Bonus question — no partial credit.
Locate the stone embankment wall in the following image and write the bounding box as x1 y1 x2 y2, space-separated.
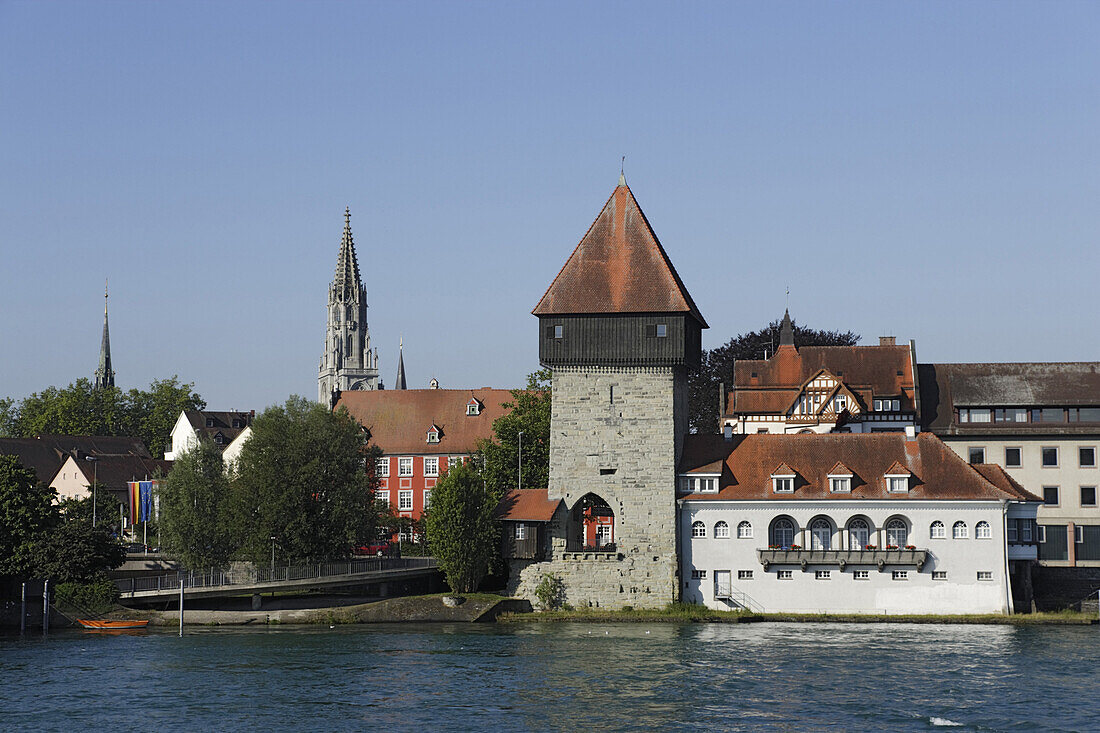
508 366 685 610
1032 565 1100 613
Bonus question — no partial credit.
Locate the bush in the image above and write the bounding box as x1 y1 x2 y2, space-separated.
55 578 120 613
534 573 565 611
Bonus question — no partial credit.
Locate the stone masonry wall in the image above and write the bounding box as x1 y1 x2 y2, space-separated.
507 366 685 610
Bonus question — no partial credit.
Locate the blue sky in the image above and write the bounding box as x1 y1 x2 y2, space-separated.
1 1 1097 410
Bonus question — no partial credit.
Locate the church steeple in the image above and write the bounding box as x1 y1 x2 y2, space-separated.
94 280 115 389
319 207 379 405
395 337 407 390
779 308 795 348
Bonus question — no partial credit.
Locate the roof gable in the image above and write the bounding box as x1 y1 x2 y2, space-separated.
533 182 707 327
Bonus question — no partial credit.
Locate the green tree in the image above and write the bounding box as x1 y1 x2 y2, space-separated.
0 455 59 577
424 461 498 594
30 516 125 583
476 369 551 499
688 319 860 433
118 377 206 457
7 376 204 457
231 397 375 565
160 439 235 569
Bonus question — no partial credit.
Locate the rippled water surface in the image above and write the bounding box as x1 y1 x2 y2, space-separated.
2 622 1099 731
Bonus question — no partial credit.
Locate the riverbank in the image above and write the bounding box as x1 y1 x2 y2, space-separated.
119 593 527 626
497 603 1097 625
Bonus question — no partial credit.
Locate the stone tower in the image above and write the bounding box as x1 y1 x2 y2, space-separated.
94 280 115 390
513 176 707 609
318 207 380 406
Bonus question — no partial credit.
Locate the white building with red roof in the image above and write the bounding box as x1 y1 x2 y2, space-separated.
679 432 1041 614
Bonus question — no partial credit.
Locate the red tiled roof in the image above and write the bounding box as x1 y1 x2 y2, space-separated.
679 433 1026 502
0 435 151 484
496 488 561 522
731 345 914 414
828 462 852 476
335 388 515 455
72 455 172 491
972 464 1043 502
532 183 707 327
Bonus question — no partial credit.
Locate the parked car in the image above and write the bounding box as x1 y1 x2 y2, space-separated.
352 542 399 558
123 542 148 554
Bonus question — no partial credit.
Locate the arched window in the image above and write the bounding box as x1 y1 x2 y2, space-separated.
930 521 946 539
848 518 871 549
737 521 753 539
691 521 706 538
975 521 991 539
714 521 730 539
770 518 795 548
810 518 832 550
953 521 968 539
885 518 908 548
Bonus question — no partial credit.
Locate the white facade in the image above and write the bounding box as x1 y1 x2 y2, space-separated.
164 411 252 465
51 455 92 501
680 499 1034 615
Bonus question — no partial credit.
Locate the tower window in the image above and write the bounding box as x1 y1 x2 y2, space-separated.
554 325 563 339
656 324 667 337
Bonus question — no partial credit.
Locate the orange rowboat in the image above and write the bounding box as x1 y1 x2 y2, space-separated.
77 619 149 630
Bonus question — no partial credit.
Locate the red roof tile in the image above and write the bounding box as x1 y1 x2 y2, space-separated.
532 183 707 327
335 389 515 455
972 464 1043 502
496 488 562 522
732 345 914 415
679 433 1026 502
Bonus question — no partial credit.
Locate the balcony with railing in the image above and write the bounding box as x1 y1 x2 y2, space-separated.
757 547 928 571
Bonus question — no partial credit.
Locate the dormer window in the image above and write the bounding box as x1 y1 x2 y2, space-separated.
214 433 225 445
829 477 851 493
232 418 243 429
679 475 719 493
466 399 481 416
206 418 215 427
426 424 442 444
771 464 796 493
884 465 911 493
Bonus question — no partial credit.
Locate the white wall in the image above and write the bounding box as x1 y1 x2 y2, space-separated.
50 456 90 501
681 499 1016 615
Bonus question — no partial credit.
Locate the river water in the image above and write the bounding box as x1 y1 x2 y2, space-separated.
2 622 1098 731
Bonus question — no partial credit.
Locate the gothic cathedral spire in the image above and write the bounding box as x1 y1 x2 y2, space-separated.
94 280 115 389
395 337 407 390
319 207 380 406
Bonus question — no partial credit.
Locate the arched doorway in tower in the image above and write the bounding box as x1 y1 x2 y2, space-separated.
570 493 616 551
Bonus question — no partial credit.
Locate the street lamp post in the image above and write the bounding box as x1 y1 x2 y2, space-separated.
270 536 276 575
517 431 524 492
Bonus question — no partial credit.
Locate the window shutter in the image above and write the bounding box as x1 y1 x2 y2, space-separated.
646 324 657 337
545 325 554 338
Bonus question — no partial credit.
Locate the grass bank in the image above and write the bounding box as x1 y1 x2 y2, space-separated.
497 603 1096 625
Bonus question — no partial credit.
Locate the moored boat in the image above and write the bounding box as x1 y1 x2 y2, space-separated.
77 619 149 630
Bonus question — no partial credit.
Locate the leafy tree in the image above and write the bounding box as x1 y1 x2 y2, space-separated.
476 369 551 499
118 377 206 457
231 397 375 565
5 376 204 457
424 461 498 594
60 492 126 533
688 319 860 433
30 516 125 583
160 439 235 569
0 397 15 437
0 455 59 577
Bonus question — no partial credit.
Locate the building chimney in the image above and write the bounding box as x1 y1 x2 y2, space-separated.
904 425 916 441
879 336 896 347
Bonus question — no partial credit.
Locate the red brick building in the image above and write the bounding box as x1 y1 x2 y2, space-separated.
336 388 514 530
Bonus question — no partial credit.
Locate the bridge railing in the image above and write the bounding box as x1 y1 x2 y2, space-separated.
115 556 437 595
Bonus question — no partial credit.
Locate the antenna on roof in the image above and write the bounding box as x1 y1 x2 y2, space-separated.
619 156 626 186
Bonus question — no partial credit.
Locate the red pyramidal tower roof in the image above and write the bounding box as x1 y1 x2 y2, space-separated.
533 180 708 327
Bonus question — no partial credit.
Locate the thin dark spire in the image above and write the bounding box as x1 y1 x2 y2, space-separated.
779 307 795 348
94 279 115 389
395 336 407 390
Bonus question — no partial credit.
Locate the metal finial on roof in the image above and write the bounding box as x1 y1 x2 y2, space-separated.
345 206 350 225
619 156 626 186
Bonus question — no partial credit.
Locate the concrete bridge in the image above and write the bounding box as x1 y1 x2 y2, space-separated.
115 557 440 605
